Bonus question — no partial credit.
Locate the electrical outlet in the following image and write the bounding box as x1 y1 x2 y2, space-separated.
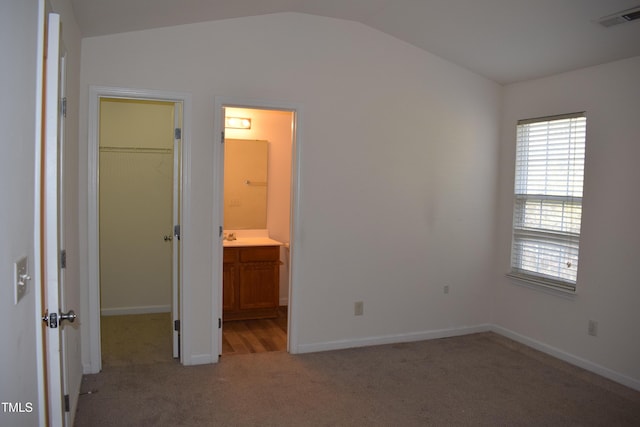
354 301 364 316
443 285 450 294
588 320 598 337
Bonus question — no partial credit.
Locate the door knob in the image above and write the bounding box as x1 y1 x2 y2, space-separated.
164 235 173 241
42 309 77 328
60 309 77 324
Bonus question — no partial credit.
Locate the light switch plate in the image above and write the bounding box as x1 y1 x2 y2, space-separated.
14 256 29 305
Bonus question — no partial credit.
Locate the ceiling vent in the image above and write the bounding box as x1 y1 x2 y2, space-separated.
597 5 640 27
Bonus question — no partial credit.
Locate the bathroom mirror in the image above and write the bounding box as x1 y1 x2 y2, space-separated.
224 139 268 229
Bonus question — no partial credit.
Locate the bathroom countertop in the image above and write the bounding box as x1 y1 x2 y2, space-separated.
222 237 284 247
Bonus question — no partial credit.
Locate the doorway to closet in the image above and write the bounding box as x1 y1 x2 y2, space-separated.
91 94 183 369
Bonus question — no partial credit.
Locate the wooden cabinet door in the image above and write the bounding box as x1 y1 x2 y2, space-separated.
238 263 278 310
223 246 279 320
222 262 237 312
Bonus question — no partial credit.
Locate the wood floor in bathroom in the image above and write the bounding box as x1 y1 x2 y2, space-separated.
222 306 288 355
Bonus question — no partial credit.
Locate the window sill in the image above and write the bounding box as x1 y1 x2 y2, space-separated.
506 273 577 299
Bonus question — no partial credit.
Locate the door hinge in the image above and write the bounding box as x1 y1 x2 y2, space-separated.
219 226 223 238
175 128 182 139
61 97 67 118
218 318 222 329
64 394 70 412
60 249 66 269
174 319 180 331
174 224 181 240
221 131 225 143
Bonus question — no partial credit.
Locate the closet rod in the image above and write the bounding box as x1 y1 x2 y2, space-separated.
99 146 172 154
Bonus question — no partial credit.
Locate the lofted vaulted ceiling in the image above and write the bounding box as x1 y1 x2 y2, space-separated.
70 0 640 84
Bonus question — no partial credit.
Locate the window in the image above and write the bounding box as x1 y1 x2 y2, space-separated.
509 112 586 292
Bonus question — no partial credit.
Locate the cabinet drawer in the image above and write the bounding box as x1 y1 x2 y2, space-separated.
239 246 279 262
223 247 238 263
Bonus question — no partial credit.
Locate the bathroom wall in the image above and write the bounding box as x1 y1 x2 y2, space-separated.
225 107 293 242
79 12 501 363
223 138 269 230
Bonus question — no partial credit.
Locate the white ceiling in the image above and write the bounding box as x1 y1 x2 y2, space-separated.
70 0 640 84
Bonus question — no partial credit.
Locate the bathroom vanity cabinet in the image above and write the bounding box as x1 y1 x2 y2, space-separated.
223 245 280 321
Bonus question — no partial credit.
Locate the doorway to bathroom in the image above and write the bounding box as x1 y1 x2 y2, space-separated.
215 100 300 356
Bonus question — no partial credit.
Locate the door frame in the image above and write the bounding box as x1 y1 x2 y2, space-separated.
213 96 303 355
86 86 192 372
34 1 47 423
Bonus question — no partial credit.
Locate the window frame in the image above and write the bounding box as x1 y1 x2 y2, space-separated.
508 112 587 293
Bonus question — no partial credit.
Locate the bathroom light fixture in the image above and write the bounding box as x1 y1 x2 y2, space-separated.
225 117 251 129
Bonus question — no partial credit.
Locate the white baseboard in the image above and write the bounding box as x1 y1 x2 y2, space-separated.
491 325 640 392
294 324 492 354
68 368 83 427
82 363 96 375
292 323 640 392
100 305 171 316
82 314 640 392
185 353 215 366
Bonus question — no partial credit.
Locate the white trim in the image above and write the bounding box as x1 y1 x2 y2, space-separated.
180 97 193 367
186 354 216 366
87 85 192 373
212 99 224 363
295 325 492 354
491 325 640 392
293 323 640 392
44 13 64 424
506 273 578 300
288 106 302 355
100 305 171 316
213 96 303 358
171 105 181 359
87 86 100 374
33 1 46 425
67 369 82 427
79 320 640 390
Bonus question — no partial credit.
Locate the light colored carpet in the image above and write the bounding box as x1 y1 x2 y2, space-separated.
76 332 640 426
100 313 173 367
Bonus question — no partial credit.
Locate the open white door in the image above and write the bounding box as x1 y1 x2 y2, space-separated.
172 103 183 359
42 12 79 426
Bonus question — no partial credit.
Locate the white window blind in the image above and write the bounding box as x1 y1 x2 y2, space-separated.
510 112 586 292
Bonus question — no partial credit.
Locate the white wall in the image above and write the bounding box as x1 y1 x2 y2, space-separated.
79 13 501 363
494 56 640 389
0 0 81 424
0 1 43 425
